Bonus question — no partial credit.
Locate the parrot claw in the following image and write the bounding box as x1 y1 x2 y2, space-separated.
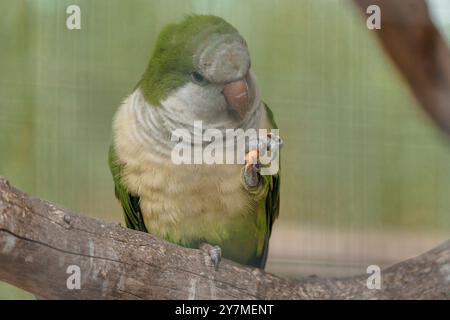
209 245 222 271
243 149 261 188
266 132 283 160
200 243 222 271
243 133 283 188
245 132 284 161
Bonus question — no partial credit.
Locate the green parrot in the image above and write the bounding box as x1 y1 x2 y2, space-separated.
109 15 281 269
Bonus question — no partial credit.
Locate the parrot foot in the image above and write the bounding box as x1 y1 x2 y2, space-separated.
242 149 261 188
242 132 283 188
266 132 283 158
200 243 222 271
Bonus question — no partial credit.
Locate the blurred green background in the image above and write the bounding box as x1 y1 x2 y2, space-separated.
0 0 449 299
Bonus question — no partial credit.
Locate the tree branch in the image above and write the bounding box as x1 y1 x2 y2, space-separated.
0 176 449 299
354 0 450 136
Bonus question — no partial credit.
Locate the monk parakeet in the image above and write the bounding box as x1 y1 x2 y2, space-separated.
109 15 281 269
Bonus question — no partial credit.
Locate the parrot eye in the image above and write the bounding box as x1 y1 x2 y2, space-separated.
191 71 207 85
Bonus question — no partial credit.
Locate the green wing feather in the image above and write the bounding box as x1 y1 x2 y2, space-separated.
108 144 148 232
259 103 281 269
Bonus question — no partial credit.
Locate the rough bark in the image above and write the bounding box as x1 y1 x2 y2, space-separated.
354 0 450 136
0 176 449 299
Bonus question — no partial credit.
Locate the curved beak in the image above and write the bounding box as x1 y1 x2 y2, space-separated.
223 78 250 119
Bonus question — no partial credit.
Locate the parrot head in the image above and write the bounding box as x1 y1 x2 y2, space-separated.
139 15 258 126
